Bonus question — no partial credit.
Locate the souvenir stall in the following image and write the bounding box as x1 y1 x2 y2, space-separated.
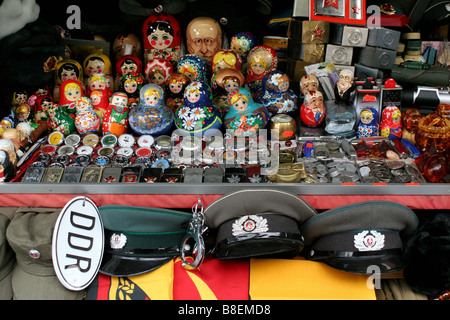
0 0 449 303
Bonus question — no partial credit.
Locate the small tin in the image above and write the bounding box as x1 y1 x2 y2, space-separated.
101 167 122 183
82 133 100 148
65 134 81 147
41 144 57 156
118 133 135 148
154 149 171 160
57 145 75 156
29 161 47 168
116 147 134 158
76 145 94 156
137 135 155 148
80 166 103 183
48 131 64 146
41 167 64 183
61 166 84 183
180 136 202 151
97 146 115 157
101 134 118 148
22 167 45 183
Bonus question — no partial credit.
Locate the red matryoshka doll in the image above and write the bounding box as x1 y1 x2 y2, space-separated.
300 91 326 127
59 80 85 116
102 92 129 136
27 86 51 113
114 55 143 90
90 90 110 117
142 13 182 65
53 59 84 102
211 50 242 74
74 97 101 136
119 72 145 107
34 95 53 125
113 33 142 63
186 16 223 65
245 45 278 92
87 73 113 98
144 58 174 87
83 53 114 86
164 72 191 112
380 105 402 140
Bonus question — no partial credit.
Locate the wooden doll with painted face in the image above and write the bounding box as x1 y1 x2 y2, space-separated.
129 84 174 136
142 13 182 65
186 17 223 65
210 67 245 116
58 79 85 116
334 69 355 105
300 90 326 127
230 32 258 72
357 107 379 138
300 74 319 96
211 50 242 74
119 72 145 107
47 103 76 136
74 97 101 136
380 105 402 140
34 96 53 125
87 73 113 99
83 53 113 87
245 45 278 92
176 54 208 84
114 55 143 91
102 92 129 136
53 59 84 102
164 73 191 112
144 58 174 88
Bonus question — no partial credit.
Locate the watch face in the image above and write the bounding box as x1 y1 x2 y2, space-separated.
116 147 134 158
82 134 100 147
118 134 135 148
77 145 94 156
65 134 81 147
101 134 118 147
57 145 75 156
137 135 154 148
48 131 64 146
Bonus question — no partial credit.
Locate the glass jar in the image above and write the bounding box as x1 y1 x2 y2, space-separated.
415 113 450 152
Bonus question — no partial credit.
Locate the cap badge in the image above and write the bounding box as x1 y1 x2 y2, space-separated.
232 215 269 236
354 230 385 251
29 249 40 259
110 233 127 249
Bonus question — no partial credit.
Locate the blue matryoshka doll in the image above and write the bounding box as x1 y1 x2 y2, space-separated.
128 83 174 136
357 107 379 138
230 32 258 70
177 54 208 84
174 81 222 136
253 70 298 117
224 87 269 137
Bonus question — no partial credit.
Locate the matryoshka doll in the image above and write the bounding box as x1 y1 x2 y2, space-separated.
102 92 129 136
164 73 190 112
230 32 258 72
380 105 402 140
34 95 53 125
74 97 101 136
142 13 182 65
144 58 173 87
177 54 208 84
224 87 269 137
211 50 242 74
186 16 223 65
83 53 114 87
357 108 379 138
300 91 326 127
114 55 143 91
113 33 142 63
210 67 245 116
86 73 113 98
120 72 145 107
59 79 85 116
128 83 174 136
53 59 84 102
174 81 222 136
15 103 31 123
47 103 76 136
253 70 298 117
245 45 278 92
11 90 28 108
299 74 319 96
90 90 110 117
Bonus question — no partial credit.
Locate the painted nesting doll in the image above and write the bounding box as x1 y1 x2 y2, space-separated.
224 87 269 137
144 58 174 87
300 90 326 127
128 84 174 136
174 81 222 136
164 73 191 112
115 55 143 91
113 33 142 63
74 97 101 136
119 72 145 107
357 108 379 138
230 32 258 72
186 16 223 65
90 89 110 117
34 95 53 125
47 103 76 136
59 80 85 115
11 90 28 107
142 13 182 65
102 92 129 136
245 45 278 92
211 49 242 74
53 59 84 102
86 73 113 98
177 54 208 84
83 53 113 86
253 70 298 117
300 74 319 96
210 67 245 116
380 105 402 140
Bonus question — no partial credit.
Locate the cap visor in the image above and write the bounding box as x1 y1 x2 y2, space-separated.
321 254 405 274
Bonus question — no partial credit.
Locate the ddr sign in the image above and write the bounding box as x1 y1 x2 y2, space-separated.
52 197 104 291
